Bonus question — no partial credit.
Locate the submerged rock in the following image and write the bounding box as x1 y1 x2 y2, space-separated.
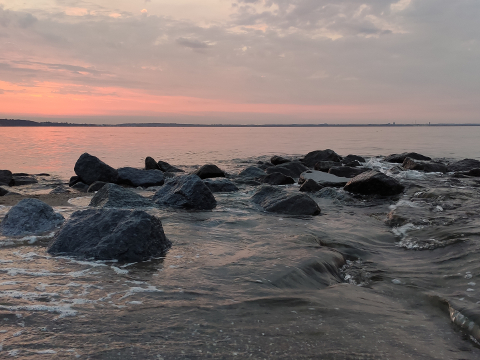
50 186 71 194
447 159 480 172
194 164 225 179
261 172 295 185
203 178 239 193
0 170 14 186
265 161 308 178
251 186 320 215
328 166 368 178
270 155 291 165
47 208 171 262
238 166 266 178
299 170 350 187
299 179 323 192
384 152 431 163
157 160 184 173
1 198 64 236
87 181 108 193
117 167 164 187
90 183 153 208
314 161 339 172
71 182 89 192
74 153 118 185
12 176 38 186
344 170 404 196
153 174 216 210
402 158 447 173
145 156 160 170
302 149 342 167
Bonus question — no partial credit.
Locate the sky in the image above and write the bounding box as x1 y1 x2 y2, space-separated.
0 0 479 124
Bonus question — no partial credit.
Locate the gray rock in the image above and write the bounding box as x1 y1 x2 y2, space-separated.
117 167 164 187
194 164 225 179
153 174 216 210
314 161 339 172
384 152 431 163
50 186 71 194
71 182 89 192
87 181 108 193
89 183 153 208
402 158 447 173
261 172 295 185
145 156 160 170
447 159 480 172
328 166 369 178
302 149 342 167
299 170 350 187
1 198 64 236
251 186 320 216
0 187 9 196
266 161 308 178
74 153 119 185
12 176 38 186
270 155 291 165
158 160 184 173
238 166 266 178
203 178 239 193
0 170 14 186
344 170 405 196
47 208 171 262
299 179 323 192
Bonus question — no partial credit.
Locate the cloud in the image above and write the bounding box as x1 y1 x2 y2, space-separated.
176 37 211 49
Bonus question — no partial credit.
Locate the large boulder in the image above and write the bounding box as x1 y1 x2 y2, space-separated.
194 164 225 179
153 174 216 210
447 159 480 172
1 198 64 236
402 158 447 173
158 160 184 173
117 167 164 187
265 161 308 178
203 178 239 193
47 209 171 262
238 166 266 178
12 175 38 186
252 186 320 216
384 152 431 163
74 153 118 185
90 183 153 208
0 170 14 186
299 170 350 187
314 161 339 172
328 166 369 178
299 179 323 192
343 154 366 163
302 150 342 167
344 170 404 196
262 172 295 185
270 155 291 165
145 156 160 170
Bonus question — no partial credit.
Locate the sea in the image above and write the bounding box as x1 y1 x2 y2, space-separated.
1 126 480 359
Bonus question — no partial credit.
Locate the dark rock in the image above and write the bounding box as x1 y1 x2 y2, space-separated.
1 198 64 236
299 179 323 192
153 174 216 210
12 173 30 176
47 208 171 262
447 159 480 172
0 170 14 186
71 182 89 192
466 169 480 177
89 183 153 208
157 160 184 173
384 152 431 163
87 181 108 193
145 156 160 170
117 167 164 187
314 161 339 172
342 159 361 167
74 153 118 185
265 161 308 178
270 155 291 165
0 187 9 196
36 173 50 177
257 162 275 170
343 154 366 163
251 186 320 216
299 170 350 187
238 166 266 178
302 149 342 167
50 186 71 194
328 166 369 178
203 178 239 193
12 176 38 186
402 158 447 173
194 164 225 179
69 176 81 187
344 170 404 196
261 172 295 185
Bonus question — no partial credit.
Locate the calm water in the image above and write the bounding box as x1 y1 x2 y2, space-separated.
1 126 480 359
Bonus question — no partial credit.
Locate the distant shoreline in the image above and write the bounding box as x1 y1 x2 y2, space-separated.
1 118 480 127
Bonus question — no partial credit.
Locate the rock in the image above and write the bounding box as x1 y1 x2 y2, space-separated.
302 150 342 167
157 160 184 173
261 172 295 185
328 166 369 178
384 152 431 163
344 170 405 196
402 158 448 173
1 198 64 236
12 173 30 176
36 173 50 177
89 183 153 208
0 187 9 196
251 186 320 216
87 181 108 193
12 176 38 186
299 170 350 187
50 186 71 194
447 159 480 172
74 153 118 185
342 159 361 167
466 169 480 177
238 166 267 178
153 174 216 210
299 179 323 192
145 156 160 170
117 167 164 187
270 155 291 165
47 209 171 262
257 161 274 170
69 176 81 187
194 164 225 179
0 170 14 186
313 161 339 172
265 161 308 178
343 154 366 163
203 178 239 193
71 182 89 192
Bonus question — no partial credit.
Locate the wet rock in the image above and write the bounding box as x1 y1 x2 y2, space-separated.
203 178 239 193
47 208 171 262
302 149 342 167
153 174 216 210
145 156 160 170
87 181 108 193
251 186 321 215
385 206 431 227
157 160 184 173
69 176 81 187
238 166 266 178
74 153 118 185
261 172 295 185
0 170 14 186
270 155 291 165
71 182 89 192
299 179 323 192
466 169 480 177
266 161 308 178
117 167 164 187
90 183 153 208
36 173 50 177
50 186 71 194
384 152 431 163
343 154 366 163
447 159 480 172
1 198 64 236
256 161 274 170
342 159 361 167
12 176 38 186
317 187 342 199
0 187 9 196
194 164 225 180
314 161 339 172
12 173 30 176
299 170 350 187
402 158 448 173
328 166 369 178
344 170 405 196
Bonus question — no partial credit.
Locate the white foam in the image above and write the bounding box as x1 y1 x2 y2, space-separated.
36 350 56 354
119 286 163 300
392 223 422 238
111 266 129 275
0 304 77 317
